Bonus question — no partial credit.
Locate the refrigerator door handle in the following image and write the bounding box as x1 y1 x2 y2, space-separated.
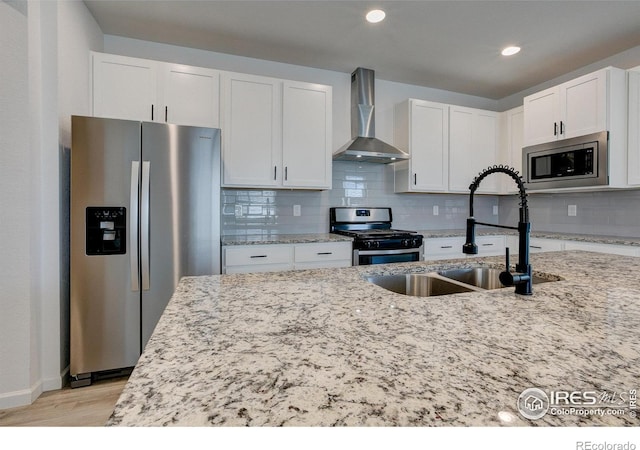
130 161 140 292
141 161 151 291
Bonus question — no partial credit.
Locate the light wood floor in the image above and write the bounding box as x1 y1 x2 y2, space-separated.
0 376 128 427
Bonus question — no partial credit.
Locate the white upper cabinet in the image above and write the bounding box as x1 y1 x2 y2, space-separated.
282 81 332 189
523 67 622 146
91 52 220 128
92 52 158 122
449 106 500 194
221 72 281 188
628 68 640 186
499 106 524 194
394 99 449 193
161 64 220 128
221 72 332 190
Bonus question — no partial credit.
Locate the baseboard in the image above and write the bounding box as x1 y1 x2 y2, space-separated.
0 368 66 410
0 380 42 410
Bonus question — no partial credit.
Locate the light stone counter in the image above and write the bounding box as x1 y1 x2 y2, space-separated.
418 229 640 247
107 251 640 426
222 233 352 246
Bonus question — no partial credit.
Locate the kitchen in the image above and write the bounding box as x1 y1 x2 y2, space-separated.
2 0 640 447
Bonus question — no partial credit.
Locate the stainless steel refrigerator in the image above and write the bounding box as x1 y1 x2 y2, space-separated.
70 115 221 387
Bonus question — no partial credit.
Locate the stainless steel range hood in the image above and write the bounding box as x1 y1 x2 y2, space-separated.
333 68 409 164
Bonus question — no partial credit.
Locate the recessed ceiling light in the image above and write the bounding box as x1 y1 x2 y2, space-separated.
366 9 386 24
501 46 521 56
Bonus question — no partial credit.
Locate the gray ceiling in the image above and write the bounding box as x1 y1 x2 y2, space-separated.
84 0 640 99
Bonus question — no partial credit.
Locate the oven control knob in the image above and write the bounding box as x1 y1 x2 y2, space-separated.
402 239 410 248
372 241 380 249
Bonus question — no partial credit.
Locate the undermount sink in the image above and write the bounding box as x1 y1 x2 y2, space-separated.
438 267 553 289
365 274 475 297
366 267 557 297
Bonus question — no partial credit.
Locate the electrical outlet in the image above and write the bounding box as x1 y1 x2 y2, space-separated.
433 205 439 216
493 205 499 216
293 205 301 217
235 205 243 218
568 205 577 217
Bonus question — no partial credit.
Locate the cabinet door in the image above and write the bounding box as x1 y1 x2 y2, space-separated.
629 70 640 185
523 86 559 146
410 100 449 191
92 52 157 122
560 70 606 139
449 107 475 192
474 110 500 193
162 64 220 128
449 107 499 193
503 106 524 194
221 73 281 187
282 81 332 189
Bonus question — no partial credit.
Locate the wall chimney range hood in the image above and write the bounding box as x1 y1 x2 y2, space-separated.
333 68 409 164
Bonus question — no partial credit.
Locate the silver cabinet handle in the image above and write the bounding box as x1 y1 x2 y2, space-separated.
285 166 288 181
481 243 494 246
141 161 151 291
250 255 268 258
274 166 277 180
440 245 453 249
317 252 333 255
531 245 542 249
130 161 140 292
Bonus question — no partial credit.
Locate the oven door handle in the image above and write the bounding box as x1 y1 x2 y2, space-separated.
356 248 422 256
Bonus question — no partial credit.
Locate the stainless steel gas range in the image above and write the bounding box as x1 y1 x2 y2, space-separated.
330 207 424 265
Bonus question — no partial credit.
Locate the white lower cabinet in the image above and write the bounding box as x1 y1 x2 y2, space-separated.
293 242 352 270
475 236 506 257
423 236 505 261
423 237 466 261
223 242 351 274
223 245 294 274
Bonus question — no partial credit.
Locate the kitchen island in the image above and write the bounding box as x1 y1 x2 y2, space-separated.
107 251 640 426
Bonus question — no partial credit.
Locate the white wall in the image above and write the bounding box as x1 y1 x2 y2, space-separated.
57 0 103 380
0 0 102 409
0 0 32 408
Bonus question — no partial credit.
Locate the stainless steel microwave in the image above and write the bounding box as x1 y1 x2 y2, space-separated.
522 131 608 190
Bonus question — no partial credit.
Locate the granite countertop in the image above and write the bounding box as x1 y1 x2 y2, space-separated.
221 233 352 246
107 251 640 426
222 230 640 247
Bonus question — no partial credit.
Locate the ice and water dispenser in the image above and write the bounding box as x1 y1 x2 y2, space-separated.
86 207 126 255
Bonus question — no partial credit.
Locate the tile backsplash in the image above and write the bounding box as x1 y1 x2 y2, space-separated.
500 189 640 237
222 161 499 236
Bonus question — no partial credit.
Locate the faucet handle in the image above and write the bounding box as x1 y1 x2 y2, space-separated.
504 247 510 271
499 247 514 286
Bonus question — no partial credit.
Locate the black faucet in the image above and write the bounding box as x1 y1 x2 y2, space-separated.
463 165 532 295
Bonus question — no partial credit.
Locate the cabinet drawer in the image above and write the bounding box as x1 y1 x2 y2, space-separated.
294 242 352 263
475 236 505 256
423 237 465 260
224 245 293 267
